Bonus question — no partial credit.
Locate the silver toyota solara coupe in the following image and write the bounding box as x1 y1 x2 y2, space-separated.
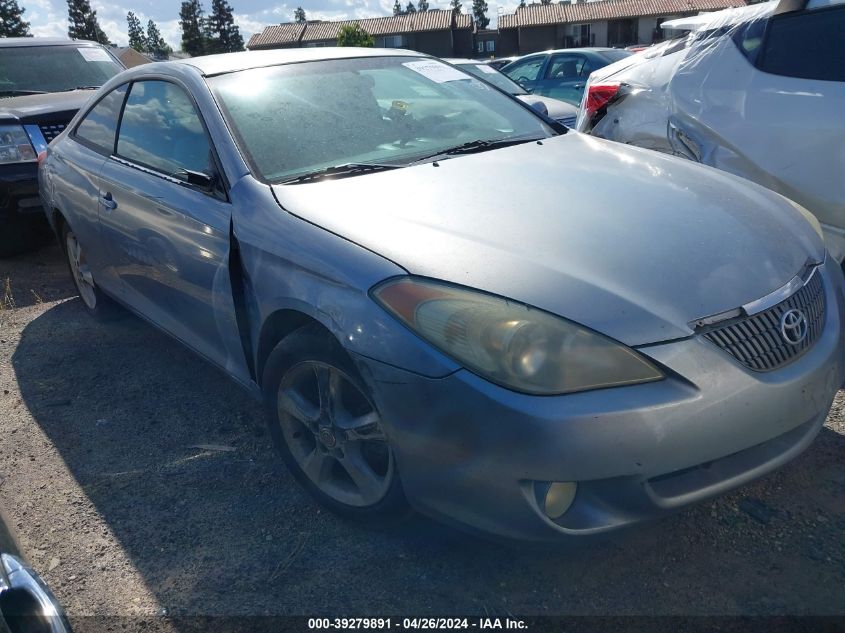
38 48 845 541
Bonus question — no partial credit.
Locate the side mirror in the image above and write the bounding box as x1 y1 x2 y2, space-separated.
177 169 217 190
527 100 549 117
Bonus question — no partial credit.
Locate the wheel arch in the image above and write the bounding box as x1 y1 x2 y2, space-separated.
49 207 67 240
256 309 339 385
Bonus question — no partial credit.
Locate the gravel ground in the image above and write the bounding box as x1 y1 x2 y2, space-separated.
0 243 844 620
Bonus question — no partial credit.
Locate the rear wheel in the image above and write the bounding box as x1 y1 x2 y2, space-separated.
262 324 408 521
61 223 120 320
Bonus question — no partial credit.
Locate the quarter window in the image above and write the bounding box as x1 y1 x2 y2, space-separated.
758 6 845 82
116 80 213 179
74 84 128 153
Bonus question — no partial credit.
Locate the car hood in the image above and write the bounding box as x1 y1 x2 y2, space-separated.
272 132 824 346
0 90 94 123
517 94 578 121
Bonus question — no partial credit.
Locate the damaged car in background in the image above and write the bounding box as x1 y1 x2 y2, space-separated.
0 38 124 257
577 0 845 268
38 48 845 541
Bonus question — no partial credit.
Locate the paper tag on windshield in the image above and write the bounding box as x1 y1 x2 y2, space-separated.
402 60 467 83
476 64 498 74
78 47 112 62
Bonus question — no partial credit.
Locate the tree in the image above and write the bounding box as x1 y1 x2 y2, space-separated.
518 0 525 7
406 1 416 11
336 23 373 47
450 0 461 13
417 0 429 9
67 0 111 45
392 0 402 15
471 0 488 29
180 0 206 55
146 19 171 58
207 0 244 53
294 6 306 22
0 0 31 37
126 12 147 52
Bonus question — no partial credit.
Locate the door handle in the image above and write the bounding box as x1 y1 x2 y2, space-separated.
99 192 117 210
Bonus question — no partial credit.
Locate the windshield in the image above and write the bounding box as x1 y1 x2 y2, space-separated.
0 45 123 95
454 62 528 95
208 56 553 183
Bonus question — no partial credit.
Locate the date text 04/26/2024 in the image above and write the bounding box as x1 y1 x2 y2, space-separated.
308 618 528 630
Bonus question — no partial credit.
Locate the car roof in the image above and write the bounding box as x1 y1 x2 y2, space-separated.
0 37 104 48
525 47 624 56
662 2 775 31
174 46 426 77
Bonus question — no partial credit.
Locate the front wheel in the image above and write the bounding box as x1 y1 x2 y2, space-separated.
262 325 408 521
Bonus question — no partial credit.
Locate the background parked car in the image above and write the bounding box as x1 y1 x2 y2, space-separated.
0 38 124 258
446 58 579 127
501 47 632 105
576 0 845 268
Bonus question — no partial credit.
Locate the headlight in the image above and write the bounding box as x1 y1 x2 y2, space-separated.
0 124 37 164
372 278 664 395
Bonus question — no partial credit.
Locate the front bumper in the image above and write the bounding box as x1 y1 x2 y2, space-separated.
352 261 845 541
0 163 43 222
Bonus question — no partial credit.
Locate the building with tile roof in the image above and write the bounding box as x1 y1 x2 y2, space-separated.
247 10 474 58
496 0 748 55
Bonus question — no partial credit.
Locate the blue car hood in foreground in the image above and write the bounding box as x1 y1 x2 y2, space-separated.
273 133 825 347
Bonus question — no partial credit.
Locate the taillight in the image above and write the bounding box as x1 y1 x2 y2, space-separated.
37 150 47 165
584 82 622 119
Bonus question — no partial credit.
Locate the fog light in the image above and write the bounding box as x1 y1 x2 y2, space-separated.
544 482 577 519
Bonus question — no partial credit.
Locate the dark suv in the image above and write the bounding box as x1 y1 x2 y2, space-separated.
0 38 124 257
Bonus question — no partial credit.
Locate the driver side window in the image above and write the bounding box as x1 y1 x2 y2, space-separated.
503 57 545 83
117 80 213 181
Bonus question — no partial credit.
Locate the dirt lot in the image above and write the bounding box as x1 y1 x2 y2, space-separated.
0 244 844 621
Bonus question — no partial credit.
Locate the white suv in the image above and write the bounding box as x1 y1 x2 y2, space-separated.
577 0 845 267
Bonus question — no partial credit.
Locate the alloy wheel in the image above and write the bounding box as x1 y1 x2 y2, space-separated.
65 231 96 310
276 361 394 508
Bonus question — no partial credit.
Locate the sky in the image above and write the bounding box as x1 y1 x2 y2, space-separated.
21 0 517 50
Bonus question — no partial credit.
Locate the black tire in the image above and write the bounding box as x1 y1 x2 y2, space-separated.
60 221 122 320
262 323 409 522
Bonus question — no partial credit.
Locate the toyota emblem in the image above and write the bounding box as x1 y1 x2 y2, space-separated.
779 309 808 346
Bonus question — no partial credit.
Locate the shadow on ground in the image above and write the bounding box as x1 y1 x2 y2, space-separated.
10 298 845 617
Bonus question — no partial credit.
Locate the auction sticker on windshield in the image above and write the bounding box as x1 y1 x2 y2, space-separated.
78 47 112 62
402 60 467 83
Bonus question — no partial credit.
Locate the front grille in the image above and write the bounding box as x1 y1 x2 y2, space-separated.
558 115 577 128
38 123 67 144
702 270 825 372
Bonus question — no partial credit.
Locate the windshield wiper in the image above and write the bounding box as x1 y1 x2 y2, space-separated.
278 162 403 185
0 89 48 97
60 86 101 91
411 137 543 164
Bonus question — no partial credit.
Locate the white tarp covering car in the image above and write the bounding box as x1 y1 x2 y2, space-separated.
576 0 845 266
